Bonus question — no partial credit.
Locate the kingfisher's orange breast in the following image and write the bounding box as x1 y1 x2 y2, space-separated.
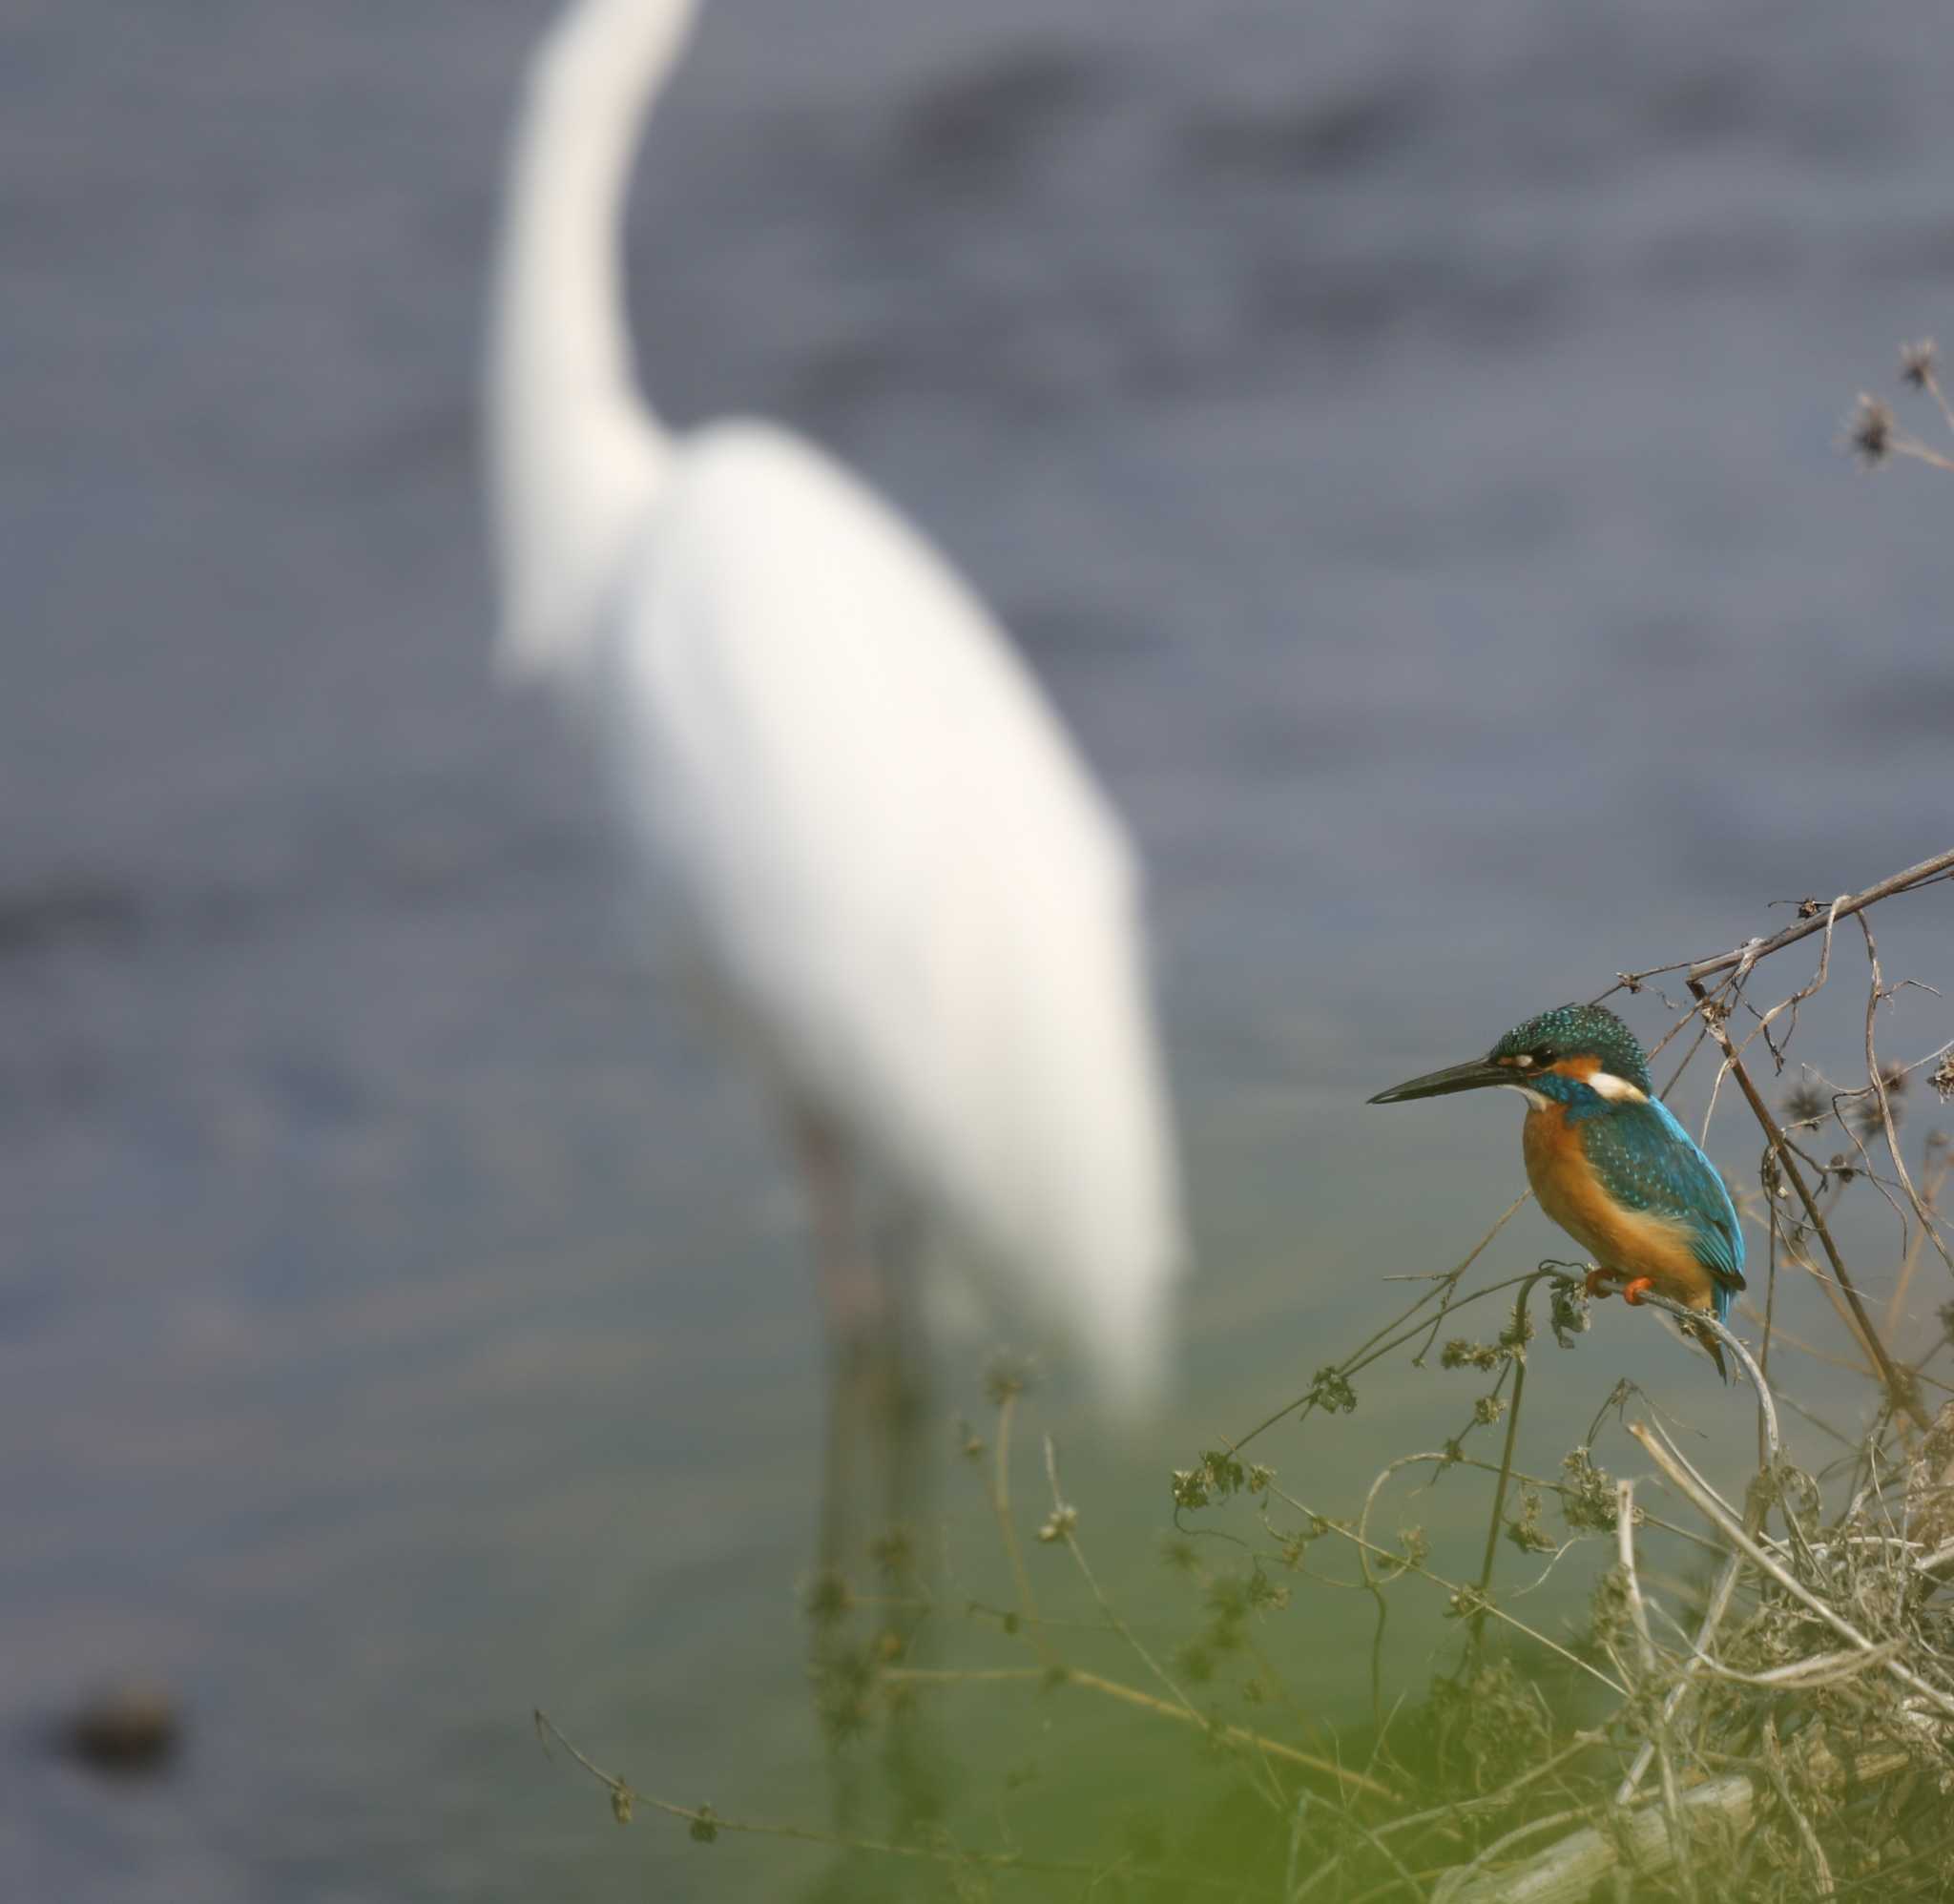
1521 1101 1716 1311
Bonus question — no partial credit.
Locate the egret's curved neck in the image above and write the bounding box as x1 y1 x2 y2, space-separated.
486 0 696 685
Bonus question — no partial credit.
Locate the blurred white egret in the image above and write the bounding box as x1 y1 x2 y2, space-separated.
484 0 1182 1418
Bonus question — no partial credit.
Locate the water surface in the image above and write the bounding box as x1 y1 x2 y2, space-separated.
4 0 1952 1894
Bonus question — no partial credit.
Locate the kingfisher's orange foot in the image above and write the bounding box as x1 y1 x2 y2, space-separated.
1583 1267 1616 1299
1621 1277 1655 1306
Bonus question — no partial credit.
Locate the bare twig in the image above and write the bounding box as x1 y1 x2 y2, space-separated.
1681 850 1954 985
1860 914 1954 1279
1622 1286 1779 1460
1618 1479 1696 1904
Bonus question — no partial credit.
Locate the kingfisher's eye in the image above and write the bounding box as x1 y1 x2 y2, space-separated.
1528 1049 1554 1068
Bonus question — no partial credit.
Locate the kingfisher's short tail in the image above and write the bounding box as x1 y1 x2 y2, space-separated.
1684 1314 1730 1383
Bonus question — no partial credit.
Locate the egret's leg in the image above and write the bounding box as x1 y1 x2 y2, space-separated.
791 1106 882 1582
868 1196 927 1583
793 1117 948 1839
864 1196 945 1835
790 1105 885 1843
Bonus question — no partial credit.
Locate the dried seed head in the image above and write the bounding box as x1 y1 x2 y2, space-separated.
1561 1447 1619 1532
982 1355 1032 1406
1847 394 1895 468
1549 1277 1591 1347
1783 1082 1826 1126
1170 1449 1248 1511
1901 338 1938 388
1855 1065 1910 1139
1506 1485 1556 1554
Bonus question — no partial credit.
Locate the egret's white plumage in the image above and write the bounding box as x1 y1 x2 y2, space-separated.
485 0 1183 1408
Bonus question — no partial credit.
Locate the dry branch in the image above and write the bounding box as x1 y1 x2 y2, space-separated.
1679 849 1954 985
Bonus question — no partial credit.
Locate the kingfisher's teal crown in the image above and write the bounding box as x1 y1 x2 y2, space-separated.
1490 1004 1652 1093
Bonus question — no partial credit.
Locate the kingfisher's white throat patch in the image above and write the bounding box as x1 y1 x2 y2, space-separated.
1587 1071 1649 1103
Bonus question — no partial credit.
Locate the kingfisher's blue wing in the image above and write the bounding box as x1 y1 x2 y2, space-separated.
1575 1098 1746 1303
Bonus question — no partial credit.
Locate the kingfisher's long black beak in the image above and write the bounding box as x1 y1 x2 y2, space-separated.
1368 1056 1509 1104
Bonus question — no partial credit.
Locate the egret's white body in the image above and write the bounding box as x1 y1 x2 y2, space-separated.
485 0 1182 1408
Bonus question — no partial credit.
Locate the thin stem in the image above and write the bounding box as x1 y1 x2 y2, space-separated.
883 1666 1397 1800
1042 1434 1203 1726
532 1708 1133 1881
1625 1288 1779 1461
1760 1206 1779 1470
1230 1196 1530 1455
1618 1480 1697 1904
1891 434 1954 472
1860 914 1954 1278
1468 1276 1538 1647
987 1391 1055 1667
1255 1475 1629 1698
1895 1140 1952 1346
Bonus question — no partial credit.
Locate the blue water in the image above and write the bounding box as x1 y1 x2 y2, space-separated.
4 0 1952 1895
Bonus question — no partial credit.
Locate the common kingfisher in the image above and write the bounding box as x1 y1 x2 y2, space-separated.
1369 1004 1745 1377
